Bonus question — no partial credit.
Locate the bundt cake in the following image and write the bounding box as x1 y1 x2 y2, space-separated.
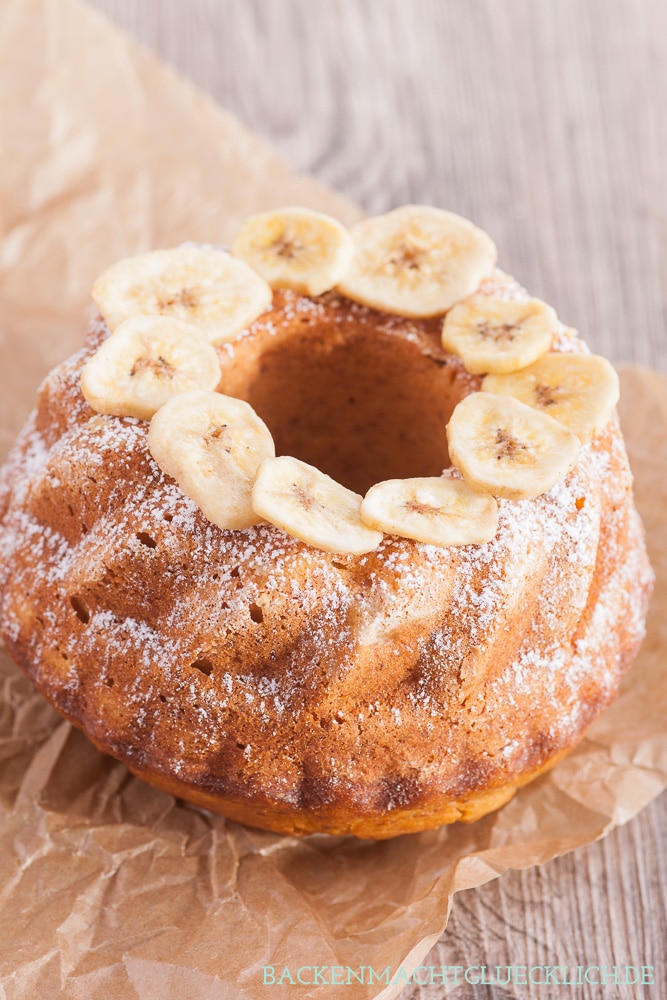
0 206 653 838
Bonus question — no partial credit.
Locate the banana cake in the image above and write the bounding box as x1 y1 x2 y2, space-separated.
0 205 653 837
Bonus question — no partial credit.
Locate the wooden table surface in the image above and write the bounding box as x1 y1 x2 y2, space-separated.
87 2 667 997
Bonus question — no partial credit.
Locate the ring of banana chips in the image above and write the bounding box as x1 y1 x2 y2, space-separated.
83 205 620 553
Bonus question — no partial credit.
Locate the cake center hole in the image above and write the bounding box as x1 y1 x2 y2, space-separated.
219 305 465 495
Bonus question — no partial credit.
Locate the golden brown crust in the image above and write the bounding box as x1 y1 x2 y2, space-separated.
0 281 654 839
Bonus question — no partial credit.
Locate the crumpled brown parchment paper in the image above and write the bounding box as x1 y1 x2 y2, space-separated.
0 2 666 998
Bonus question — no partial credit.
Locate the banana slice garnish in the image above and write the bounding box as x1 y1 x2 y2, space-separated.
148 391 275 530
482 352 620 443
252 455 383 554
337 205 497 318
80 315 221 420
360 477 498 546
92 246 272 345
232 207 354 296
447 392 581 500
84 207 613 544
441 295 557 374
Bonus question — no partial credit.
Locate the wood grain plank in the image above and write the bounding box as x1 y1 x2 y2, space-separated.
406 794 666 999
83 1 667 995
